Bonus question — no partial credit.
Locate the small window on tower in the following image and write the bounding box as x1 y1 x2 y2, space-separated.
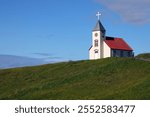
95 33 98 37
94 40 98 47
95 50 98 53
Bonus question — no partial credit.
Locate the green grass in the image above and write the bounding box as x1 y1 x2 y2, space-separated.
0 57 150 100
136 53 150 59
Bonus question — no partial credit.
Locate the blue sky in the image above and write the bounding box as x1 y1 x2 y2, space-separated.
0 0 150 62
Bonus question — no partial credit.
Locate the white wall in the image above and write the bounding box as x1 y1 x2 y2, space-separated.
103 42 111 58
89 46 94 59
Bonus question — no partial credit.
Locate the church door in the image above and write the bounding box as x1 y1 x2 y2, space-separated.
94 50 99 59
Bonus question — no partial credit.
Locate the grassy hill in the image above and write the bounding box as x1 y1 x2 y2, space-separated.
0 57 150 100
136 53 150 59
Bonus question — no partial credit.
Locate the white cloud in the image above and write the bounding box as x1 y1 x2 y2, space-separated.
33 53 65 62
33 53 53 57
97 0 150 24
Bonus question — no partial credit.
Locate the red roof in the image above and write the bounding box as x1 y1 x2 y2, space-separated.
104 37 133 51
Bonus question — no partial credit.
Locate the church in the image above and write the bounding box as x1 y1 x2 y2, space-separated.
89 12 134 60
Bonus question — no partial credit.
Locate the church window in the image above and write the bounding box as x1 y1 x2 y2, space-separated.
94 49 98 53
95 33 98 37
113 50 116 57
94 40 98 47
120 51 123 57
128 51 130 57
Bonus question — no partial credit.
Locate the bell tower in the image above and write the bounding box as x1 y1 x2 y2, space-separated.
89 12 106 59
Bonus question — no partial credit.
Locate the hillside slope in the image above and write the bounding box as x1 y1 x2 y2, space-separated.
0 57 150 100
136 53 150 59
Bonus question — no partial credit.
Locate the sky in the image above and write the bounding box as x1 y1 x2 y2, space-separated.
0 0 150 64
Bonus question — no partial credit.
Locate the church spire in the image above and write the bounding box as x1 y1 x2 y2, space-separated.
93 20 106 32
93 12 106 32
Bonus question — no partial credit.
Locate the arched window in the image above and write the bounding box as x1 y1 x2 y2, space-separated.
94 49 98 53
94 40 98 47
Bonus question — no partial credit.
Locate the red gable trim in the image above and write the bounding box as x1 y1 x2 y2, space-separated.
104 37 133 51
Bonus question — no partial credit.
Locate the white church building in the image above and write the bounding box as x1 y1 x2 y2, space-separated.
89 12 133 60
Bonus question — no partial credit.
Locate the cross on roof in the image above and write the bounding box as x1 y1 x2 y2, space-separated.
96 12 101 20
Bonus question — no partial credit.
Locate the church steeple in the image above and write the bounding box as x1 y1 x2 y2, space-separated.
89 12 106 60
93 20 106 33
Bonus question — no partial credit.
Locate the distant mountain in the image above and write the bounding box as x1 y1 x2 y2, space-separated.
0 55 48 69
